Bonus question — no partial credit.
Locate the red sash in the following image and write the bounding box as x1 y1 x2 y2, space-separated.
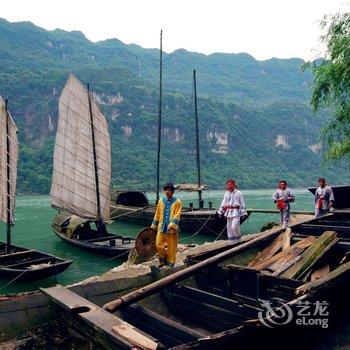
317 198 324 209
277 199 286 210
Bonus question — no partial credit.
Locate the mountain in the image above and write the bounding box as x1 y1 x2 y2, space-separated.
0 18 347 194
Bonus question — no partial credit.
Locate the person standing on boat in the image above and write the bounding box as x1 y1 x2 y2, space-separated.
314 178 335 219
151 182 182 268
217 179 245 240
272 180 295 228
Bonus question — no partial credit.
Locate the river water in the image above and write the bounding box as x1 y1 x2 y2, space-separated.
0 188 315 294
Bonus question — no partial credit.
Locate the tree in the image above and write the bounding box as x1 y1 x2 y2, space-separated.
307 12 350 161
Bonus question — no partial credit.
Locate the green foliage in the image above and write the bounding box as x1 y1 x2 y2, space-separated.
0 18 348 194
307 12 350 162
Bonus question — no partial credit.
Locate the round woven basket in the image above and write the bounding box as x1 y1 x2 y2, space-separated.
135 227 157 258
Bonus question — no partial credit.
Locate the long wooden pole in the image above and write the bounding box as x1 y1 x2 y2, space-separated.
87 84 103 233
156 30 163 203
5 99 11 253
193 69 202 208
247 209 314 215
103 228 280 313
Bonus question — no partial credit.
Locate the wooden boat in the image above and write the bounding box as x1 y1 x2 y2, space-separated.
0 97 72 281
0 236 253 345
7 210 345 349
110 189 249 236
0 243 73 282
3 207 350 348
52 212 133 256
50 74 134 256
5 187 350 347
110 67 251 236
92 224 349 349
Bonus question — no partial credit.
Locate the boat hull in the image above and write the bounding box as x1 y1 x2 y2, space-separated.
97 217 350 349
110 205 250 236
51 226 134 257
0 243 73 282
3 221 350 348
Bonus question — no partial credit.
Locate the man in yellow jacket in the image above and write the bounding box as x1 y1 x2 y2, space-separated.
151 182 182 268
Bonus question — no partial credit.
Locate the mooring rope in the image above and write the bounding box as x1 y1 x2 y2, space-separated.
214 224 228 241
0 270 27 290
102 250 130 263
187 207 227 236
109 206 151 220
178 211 215 242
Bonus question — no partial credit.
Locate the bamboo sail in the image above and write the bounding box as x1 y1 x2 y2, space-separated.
0 96 18 225
50 74 111 222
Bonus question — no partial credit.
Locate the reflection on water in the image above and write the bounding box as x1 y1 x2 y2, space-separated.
0 189 315 294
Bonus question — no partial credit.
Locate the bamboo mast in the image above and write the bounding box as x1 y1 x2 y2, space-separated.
5 99 11 253
87 84 104 235
193 69 203 208
156 30 163 203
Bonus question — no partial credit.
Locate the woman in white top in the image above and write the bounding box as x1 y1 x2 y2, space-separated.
218 179 246 240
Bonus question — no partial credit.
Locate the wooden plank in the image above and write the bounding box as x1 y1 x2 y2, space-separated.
40 285 158 349
168 292 239 331
267 250 303 273
295 225 349 238
317 220 350 226
171 285 259 319
252 236 317 271
248 234 283 267
282 228 292 251
86 235 118 243
112 324 158 350
257 274 302 301
300 224 350 230
311 264 330 281
281 231 337 279
185 233 261 262
271 255 302 276
295 261 350 296
5 257 54 269
123 304 204 343
223 264 260 300
0 250 35 259
297 238 338 281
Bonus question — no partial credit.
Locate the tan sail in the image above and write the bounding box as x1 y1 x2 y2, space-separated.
0 96 18 224
50 74 111 222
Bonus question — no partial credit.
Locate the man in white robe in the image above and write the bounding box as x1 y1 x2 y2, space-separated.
314 178 335 219
218 179 246 240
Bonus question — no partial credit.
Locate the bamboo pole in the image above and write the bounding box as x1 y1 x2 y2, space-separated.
247 209 314 215
156 30 163 203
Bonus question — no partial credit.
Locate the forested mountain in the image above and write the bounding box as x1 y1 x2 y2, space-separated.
0 18 347 194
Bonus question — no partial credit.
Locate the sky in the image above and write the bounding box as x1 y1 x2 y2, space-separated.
1 0 349 60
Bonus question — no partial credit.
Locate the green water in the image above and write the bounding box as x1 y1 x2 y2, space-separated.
0 188 315 295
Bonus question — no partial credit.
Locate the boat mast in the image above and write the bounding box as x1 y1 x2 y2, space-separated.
156 30 163 203
193 70 203 208
87 84 104 234
5 99 12 253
